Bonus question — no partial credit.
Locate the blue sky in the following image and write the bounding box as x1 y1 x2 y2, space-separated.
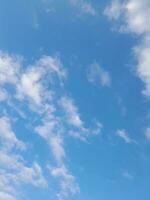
0 0 150 200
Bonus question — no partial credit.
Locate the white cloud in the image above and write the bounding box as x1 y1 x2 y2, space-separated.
60 96 103 141
0 172 16 199
105 0 150 143
123 0 150 34
0 51 21 85
104 0 124 20
16 56 66 107
134 37 150 97
87 63 111 87
0 151 20 169
38 55 66 79
0 52 66 110
0 192 16 200
35 120 57 140
116 129 135 144
0 50 103 200
105 0 150 97
17 67 44 105
17 162 47 188
90 121 103 135
69 120 103 140
50 165 80 200
60 96 83 128
35 119 65 164
50 136 66 164
35 119 79 199
0 117 25 150
0 150 47 199
35 96 102 199
0 114 47 200
104 0 150 34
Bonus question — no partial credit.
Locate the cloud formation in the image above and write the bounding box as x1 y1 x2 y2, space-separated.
144 127 150 139
60 96 83 128
105 0 150 97
69 0 97 16
0 50 102 199
50 165 80 200
105 0 150 140
0 116 47 200
116 129 135 144
87 63 111 87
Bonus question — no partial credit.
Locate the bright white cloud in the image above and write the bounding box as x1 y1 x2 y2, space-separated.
105 0 150 143
116 129 134 144
104 0 150 34
105 0 150 97
17 67 43 105
0 51 21 85
0 52 66 109
87 63 111 87
134 37 150 97
0 50 102 200
16 56 66 107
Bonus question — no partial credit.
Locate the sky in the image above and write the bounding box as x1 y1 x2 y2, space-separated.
1 0 150 200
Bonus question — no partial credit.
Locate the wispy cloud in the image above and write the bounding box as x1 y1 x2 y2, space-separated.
87 63 111 87
104 0 123 20
50 165 80 200
0 116 47 200
0 116 25 150
0 50 103 199
35 119 66 164
16 55 66 107
69 0 97 16
116 129 135 144
59 95 103 141
60 96 83 128
122 171 134 180
145 127 150 139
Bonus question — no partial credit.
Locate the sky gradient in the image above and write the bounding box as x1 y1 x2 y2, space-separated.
0 0 150 200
